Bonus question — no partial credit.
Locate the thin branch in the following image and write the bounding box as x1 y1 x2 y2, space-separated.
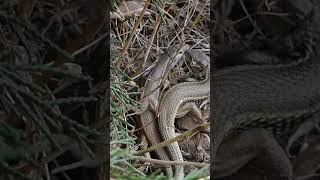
133 156 209 168
136 122 209 155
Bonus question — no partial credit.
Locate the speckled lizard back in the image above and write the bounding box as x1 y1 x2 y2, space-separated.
212 56 320 156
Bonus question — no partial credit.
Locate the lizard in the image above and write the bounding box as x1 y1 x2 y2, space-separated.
211 54 320 179
157 72 210 180
210 4 320 178
210 1 320 178
139 43 189 177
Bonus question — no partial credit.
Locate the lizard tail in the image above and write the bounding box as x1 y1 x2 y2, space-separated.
155 149 173 178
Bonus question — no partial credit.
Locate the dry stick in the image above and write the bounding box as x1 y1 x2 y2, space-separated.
239 0 265 37
121 0 150 53
72 32 108 56
141 16 161 71
132 16 162 80
136 122 210 155
115 0 151 67
52 160 72 180
134 123 210 168
44 152 50 180
184 0 209 37
134 0 208 80
51 159 88 174
161 0 209 85
133 156 208 168
133 1 180 80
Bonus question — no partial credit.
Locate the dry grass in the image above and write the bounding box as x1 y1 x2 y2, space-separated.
110 0 210 178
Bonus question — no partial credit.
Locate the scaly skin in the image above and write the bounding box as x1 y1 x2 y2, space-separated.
140 44 189 177
158 76 209 180
212 56 320 178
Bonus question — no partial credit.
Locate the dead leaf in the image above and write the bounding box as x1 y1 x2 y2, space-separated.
111 1 151 20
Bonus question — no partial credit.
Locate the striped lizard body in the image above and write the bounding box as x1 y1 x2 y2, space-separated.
139 44 189 177
158 74 209 180
211 3 320 177
212 55 320 178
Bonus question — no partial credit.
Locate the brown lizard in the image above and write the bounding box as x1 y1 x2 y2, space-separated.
158 73 210 180
211 54 320 179
139 44 189 177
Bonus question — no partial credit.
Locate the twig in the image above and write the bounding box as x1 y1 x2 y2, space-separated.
141 16 161 74
72 32 109 56
185 0 209 38
131 15 162 80
136 122 209 155
162 0 209 85
116 0 151 67
239 0 265 37
133 156 208 168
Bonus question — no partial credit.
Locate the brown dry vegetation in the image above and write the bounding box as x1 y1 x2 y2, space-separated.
110 0 210 179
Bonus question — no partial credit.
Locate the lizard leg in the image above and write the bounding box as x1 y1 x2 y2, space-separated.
137 88 160 115
141 133 151 159
213 128 292 179
293 143 320 179
132 99 149 115
286 120 315 157
286 112 320 157
141 110 173 177
176 102 203 122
